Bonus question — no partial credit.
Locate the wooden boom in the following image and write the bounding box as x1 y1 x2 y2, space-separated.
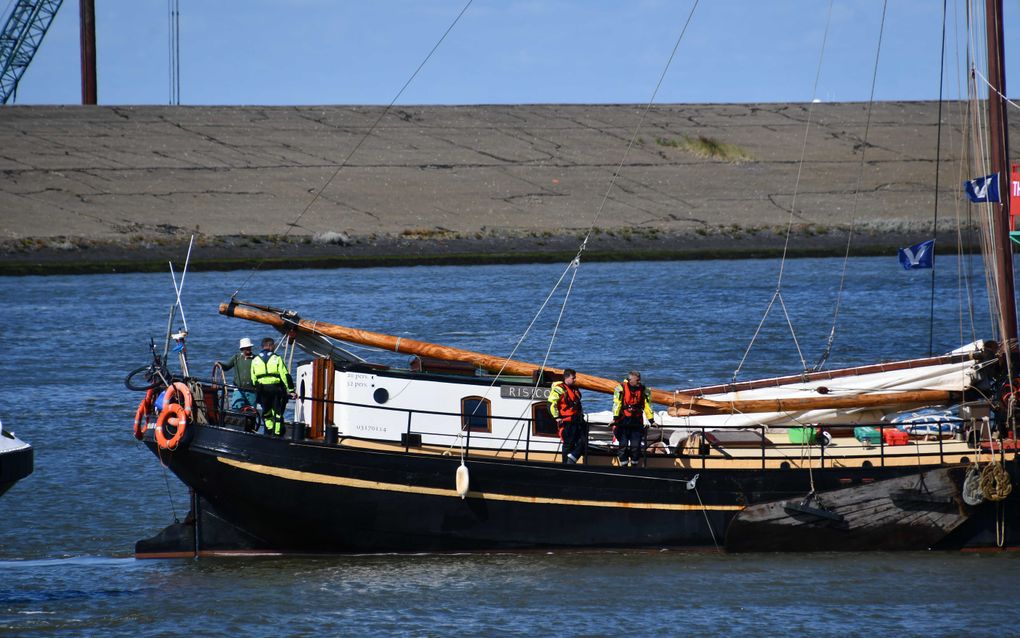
219 302 954 414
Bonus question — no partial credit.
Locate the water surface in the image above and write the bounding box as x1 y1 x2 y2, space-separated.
0 257 1014 636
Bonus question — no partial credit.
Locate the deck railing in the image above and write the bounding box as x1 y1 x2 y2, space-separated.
182 376 996 470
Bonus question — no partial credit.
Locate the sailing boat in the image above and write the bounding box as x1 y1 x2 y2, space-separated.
130 2 1018 555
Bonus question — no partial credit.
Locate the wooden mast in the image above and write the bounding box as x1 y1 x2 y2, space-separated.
984 0 1018 355
220 302 953 414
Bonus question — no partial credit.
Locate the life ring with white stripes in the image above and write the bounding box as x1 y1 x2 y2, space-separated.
163 382 193 418
132 388 156 440
155 403 190 450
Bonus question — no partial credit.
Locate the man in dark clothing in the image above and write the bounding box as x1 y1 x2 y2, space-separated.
217 337 257 409
548 368 585 464
612 370 655 467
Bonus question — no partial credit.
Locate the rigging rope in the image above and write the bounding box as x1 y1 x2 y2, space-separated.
574 0 701 256
812 0 889 373
973 69 1020 113
230 0 476 298
928 0 949 357
965 2 1002 346
734 0 833 380
448 1 703 458
948 0 979 350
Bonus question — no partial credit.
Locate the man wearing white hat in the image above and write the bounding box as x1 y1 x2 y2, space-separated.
217 338 257 409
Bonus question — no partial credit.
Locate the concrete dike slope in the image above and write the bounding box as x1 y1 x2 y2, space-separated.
0 102 999 274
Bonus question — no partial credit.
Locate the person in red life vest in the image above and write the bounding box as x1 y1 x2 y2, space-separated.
612 370 655 467
548 368 586 464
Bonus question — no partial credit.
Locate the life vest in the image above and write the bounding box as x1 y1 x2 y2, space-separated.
557 383 582 418
622 382 646 418
251 351 287 387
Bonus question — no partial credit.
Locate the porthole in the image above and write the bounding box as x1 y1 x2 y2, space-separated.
531 402 559 438
960 456 969 465
862 460 873 468
373 388 389 404
461 396 492 433
780 461 791 470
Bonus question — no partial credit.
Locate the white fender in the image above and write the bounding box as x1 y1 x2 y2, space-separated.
455 462 470 499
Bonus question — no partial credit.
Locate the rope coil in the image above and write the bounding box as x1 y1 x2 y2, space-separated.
962 464 984 505
980 461 1013 501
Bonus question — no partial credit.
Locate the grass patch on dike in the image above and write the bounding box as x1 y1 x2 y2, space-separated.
654 135 753 163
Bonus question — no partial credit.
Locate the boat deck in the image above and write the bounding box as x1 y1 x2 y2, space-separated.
331 430 1013 471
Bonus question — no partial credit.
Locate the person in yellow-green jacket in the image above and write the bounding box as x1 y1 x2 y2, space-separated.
612 370 655 467
250 337 295 436
548 368 585 464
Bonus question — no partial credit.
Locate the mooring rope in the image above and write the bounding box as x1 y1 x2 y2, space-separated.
155 445 180 523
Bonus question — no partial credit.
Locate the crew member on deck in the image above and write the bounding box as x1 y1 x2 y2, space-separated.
217 337 257 409
549 368 585 464
612 370 655 467
250 337 295 436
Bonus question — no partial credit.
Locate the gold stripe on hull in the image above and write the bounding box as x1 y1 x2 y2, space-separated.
216 456 744 512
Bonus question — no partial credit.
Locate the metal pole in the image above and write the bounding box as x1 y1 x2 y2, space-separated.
525 416 531 462
79 0 97 104
985 0 1017 353
405 412 412 453
761 426 766 470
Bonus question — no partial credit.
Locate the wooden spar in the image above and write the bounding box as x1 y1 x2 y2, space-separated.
683 389 953 414
220 302 674 403
220 302 954 414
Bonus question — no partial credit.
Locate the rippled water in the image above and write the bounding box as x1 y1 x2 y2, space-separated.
1 257 1016 636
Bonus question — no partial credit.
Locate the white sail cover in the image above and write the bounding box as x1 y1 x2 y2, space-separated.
660 341 994 430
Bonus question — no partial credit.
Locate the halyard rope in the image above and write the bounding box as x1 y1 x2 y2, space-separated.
735 0 835 380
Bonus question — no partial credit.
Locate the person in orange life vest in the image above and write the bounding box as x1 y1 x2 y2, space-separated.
548 368 585 464
612 370 655 467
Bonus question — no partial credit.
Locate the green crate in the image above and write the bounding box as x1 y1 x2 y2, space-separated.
787 427 816 445
854 426 881 445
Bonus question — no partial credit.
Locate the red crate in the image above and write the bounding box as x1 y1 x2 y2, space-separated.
883 429 909 446
979 439 1018 452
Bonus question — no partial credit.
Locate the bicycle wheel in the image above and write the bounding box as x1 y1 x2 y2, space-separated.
124 365 160 391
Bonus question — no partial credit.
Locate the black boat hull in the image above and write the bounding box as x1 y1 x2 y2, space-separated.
137 423 1020 555
0 443 33 499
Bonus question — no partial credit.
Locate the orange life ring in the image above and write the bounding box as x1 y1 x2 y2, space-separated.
155 403 189 450
133 388 157 440
164 381 193 418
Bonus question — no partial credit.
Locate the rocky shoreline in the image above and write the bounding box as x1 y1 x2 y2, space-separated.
0 224 969 275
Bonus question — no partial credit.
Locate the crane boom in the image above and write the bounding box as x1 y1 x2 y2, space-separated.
0 0 63 104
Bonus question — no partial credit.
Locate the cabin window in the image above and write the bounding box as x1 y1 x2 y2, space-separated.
461 396 492 433
531 402 559 438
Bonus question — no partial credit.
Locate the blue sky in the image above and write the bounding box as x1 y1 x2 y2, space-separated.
8 0 1019 106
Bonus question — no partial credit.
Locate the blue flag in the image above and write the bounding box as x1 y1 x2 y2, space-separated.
898 239 935 270
964 173 1000 203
